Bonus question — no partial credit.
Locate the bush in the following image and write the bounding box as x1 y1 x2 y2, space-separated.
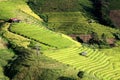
114 33 120 40
39 69 61 80
39 14 48 22
77 71 84 78
28 40 37 49
4 47 32 79
76 36 83 43
58 76 76 80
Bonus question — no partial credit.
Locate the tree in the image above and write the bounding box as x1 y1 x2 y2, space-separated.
77 71 84 78
91 32 99 41
89 32 99 44
76 36 83 43
58 76 76 80
101 33 107 42
114 33 120 40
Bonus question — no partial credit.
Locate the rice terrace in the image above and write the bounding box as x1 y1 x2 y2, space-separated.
0 0 120 80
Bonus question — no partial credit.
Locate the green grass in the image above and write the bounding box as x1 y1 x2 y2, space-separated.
0 1 17 20
0 0 42 21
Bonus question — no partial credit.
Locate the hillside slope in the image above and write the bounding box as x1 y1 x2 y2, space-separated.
0 37 14 80
28 0 119 38
0 0 120 80
0 0 82 80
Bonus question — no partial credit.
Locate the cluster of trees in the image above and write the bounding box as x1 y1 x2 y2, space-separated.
76 32 110 48
89 32 110 48
91 0 115 27
0 37 34 79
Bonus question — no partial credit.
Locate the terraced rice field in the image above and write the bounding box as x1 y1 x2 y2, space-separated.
9 10 120 80
1 0 120 80
10 23 80 49
44 46 120 80
1 23 30 48
46 12 119 38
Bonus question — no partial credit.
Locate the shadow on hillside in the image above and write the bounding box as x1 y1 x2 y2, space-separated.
27 0 93 14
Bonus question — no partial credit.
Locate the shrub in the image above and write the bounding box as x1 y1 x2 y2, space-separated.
76 36 83 43
39 14 48 22
114 33 120 40
58 76 76 80
77 71 84 78
4 47 32 79
28 40 37 49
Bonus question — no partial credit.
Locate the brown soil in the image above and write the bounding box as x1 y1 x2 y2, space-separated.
69 34 92 43
110 10 120 28
106 38 116 44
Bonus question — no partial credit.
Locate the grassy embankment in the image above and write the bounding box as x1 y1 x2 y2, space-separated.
0 0 84 80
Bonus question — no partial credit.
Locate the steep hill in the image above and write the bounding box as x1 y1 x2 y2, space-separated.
0 0 82 80
0 37 14 80
28 0 119 38
0 0 120 80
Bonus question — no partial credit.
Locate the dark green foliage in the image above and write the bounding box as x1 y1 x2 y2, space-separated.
76 36 83 43
77 71 84 78
28 0 80 13
109 0 120 10
89 32 100 44
101 33 107 42
91 0 115 27
88 32 110 48
39 69 62 80
4 43 76 80
91 32 99 41
114 33 120 40
39 14 48 22
8 41 18 49
28 40 37 49
4 47 32 79
0 49 14 80
58 76 76 80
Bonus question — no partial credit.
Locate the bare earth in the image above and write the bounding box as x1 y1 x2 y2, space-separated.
110 10 120 28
